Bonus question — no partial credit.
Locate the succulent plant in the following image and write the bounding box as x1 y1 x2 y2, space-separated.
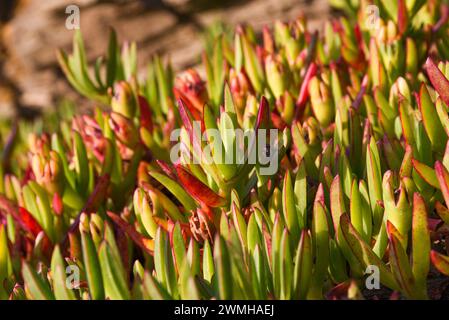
3 0 449 300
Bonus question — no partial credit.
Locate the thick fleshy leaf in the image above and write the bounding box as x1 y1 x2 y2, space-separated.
51 245 77 300
293 230 312 300
142 271 172 300
214 235 232 300
149 171 196 211
175 164 226 208
435 201 449 225
0 224 12 293
79 215 104 300
435 161 449 206
430 250 449 276
388 226 425 299
279 229 292 299
412 159 439 189
19 207 44 239
366 137 383 229
397 0 408 35
294 161 307 230
308 200 329 299
142 182 186 222
22 261 55 300
154 227 178 297
171 223 186 273
282 170 300 244
98 240 131 300
202 239 214 283
425 57 449 106
418 83 446 153
106 211 154 255
339 214 398 291
296 63 317 112
241 31 264 92
330 175 345 234
411 193 430 295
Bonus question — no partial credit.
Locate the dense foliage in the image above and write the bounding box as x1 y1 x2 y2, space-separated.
2 0 449 300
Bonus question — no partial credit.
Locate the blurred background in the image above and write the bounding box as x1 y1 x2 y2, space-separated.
0 0 329 119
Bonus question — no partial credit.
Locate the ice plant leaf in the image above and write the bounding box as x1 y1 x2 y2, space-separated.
366 137 383 229
339 214 398 291
80 214 104 300
412 159 439 189
279 229 293 299
330 175 345 234
0 224 12 296
51 245 77 300
171 223 186 273
106 211 154 255
411 193 430 296
293 230 312 300
241 30 264 92
98 240 131 300
19 207 44 239
202 239 214 283
282 170 300 244
425 57 449 106
22 261 55 300
175 164 226 208
154 227 178 297
149 171 196 211
435 201 449 225
294 160 307 230
397 0 408 35
308 199 330 299
430 251 449 276
388 227 425 299
435 161 449 206
214 235 232 300
142 271 172 300
296 62 317 112
418 83 446 153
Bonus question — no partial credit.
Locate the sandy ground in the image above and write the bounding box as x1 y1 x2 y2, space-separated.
0 0 329 118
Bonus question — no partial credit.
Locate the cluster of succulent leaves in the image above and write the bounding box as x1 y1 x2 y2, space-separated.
3 0 449 300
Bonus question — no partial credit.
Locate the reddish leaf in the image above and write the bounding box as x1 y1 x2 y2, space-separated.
106 211 154 255
19 207 43 238
84 174 110 214
412 159 439 189
52 193 64 216
351 75 368 110
156 160 176 179
296 62 317 114
430 250 449 276
175 164 226 208
270 111 287 130
255 96 270 130
424 58 449 106
0 195 43 239
138 95 154 133
433 4 449 32
397 0 408 35
435 161 449 206
175 92 201 122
